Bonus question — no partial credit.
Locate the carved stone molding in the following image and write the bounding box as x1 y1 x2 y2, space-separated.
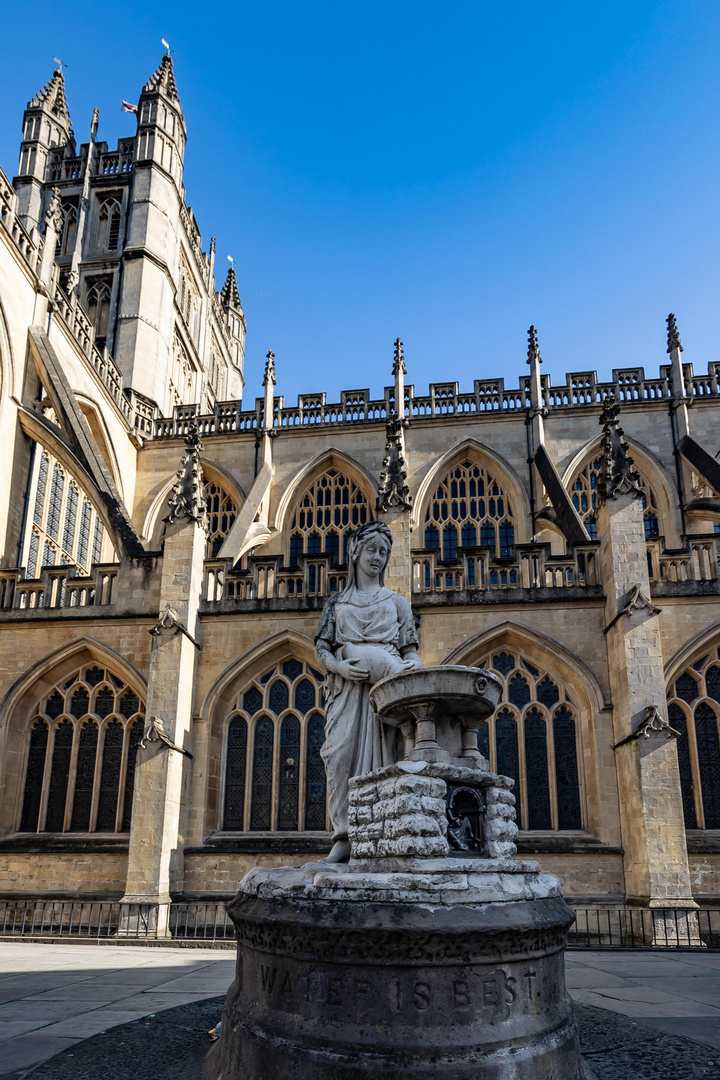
44 187 63 236
613 704 681 750
596 394 644 503
139 714 193 758
604 584 662 634
376 417 411 513
164 422 208 530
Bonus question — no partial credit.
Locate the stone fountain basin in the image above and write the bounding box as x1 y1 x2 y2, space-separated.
369 664 502 728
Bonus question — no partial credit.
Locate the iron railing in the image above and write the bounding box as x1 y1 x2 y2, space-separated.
568 906 720 949
0 900 234 941
1 900 718 948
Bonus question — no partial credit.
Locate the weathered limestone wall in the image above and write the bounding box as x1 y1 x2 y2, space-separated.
0 852 128 897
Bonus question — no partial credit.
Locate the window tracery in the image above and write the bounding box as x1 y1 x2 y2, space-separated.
475 650 583 831
18 663 145 833
423 460 516 559
570 455 660 539
288 469 373 569
21 447 112 577
668 651 720 829
54 202 77 257
86 280 112 346
221 659 327 832
205 480 238 557
96 198 122 251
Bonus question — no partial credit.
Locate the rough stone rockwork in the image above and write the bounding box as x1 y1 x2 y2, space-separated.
0 50 719 928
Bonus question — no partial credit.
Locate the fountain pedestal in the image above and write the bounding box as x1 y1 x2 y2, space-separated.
204 667 594 1079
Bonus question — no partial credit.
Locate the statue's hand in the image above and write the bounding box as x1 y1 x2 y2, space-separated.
336 658 369 682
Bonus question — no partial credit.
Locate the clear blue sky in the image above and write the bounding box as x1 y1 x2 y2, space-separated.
1 1 719 406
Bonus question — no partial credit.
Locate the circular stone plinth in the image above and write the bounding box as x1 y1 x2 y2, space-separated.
203 890 593 1079
370 665 503 728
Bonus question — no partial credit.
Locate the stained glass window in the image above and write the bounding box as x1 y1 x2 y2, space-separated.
121 718 144 832
70 721 98 831
278 716 301 830
204 480 238 557
44 719 73 832
553 706 582 829
668 704 697 829
20 720 48 831
524 708 551 829
479 649 582 831
695 703 720 829
19 665 146 833
95 720 124 831
288 469 373 565
424 460 516 559
569 455 661 540
21 443 115 579
222 660 327 833
667 654 720 829
305 713 327 829
223 716 248 830
250 716 274 830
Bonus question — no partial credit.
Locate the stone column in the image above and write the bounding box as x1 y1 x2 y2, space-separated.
596 397 696 922
377 338 413 600
120 427 207 935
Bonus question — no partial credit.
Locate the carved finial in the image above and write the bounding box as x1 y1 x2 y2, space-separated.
527 325 542 365
667 312 683 353
164 421 208 530
596 394 643 502
263 350 276 387
220 265 241 309
91 107 99 139
209 236 216 255
376 418 412 514
44 187 63 236
393 338 406 376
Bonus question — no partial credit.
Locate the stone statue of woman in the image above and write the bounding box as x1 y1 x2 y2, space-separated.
315 521 422 862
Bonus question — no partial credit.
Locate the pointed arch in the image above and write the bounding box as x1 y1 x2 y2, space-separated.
17 408 125 560
665 625 720 830
443 620 607 835
562 435 681 547
272 448 378 536
0 636 147 731
201 629 324 836
411 439 532 543
444 620 607 715
141 457 246 548
201 628 317 723
0 638 147 835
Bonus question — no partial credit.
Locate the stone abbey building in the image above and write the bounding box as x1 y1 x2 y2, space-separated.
0 56 719 923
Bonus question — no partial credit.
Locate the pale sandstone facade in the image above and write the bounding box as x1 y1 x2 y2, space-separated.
0 58 718 915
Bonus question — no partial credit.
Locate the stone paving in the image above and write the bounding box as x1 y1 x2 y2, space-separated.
0 943 718 1077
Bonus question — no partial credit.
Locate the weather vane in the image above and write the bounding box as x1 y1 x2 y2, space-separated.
52 57 67 72
161 38 172 55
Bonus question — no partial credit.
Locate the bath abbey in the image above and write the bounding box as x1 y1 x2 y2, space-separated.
0 54 719 929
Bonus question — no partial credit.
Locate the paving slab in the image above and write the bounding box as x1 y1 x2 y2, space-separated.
1 997 718 1080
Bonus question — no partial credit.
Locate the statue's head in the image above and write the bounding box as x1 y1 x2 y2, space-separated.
346 521 393 587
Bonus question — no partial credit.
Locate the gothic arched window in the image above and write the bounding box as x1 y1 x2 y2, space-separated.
21 445 113 577
288 469 373 568
424 460 516 559
570 455 660 540
221 659 327 832
205 480 238 557
55 203 77 257
668 651 720 829
86 281 112 347
18 664 145 833
97 198 122 251
475 650 583 831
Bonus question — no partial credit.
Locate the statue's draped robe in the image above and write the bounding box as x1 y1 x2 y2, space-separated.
316 586 419 840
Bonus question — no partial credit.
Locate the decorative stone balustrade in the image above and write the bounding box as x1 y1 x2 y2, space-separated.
0 563 119 612
412 543 601 596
